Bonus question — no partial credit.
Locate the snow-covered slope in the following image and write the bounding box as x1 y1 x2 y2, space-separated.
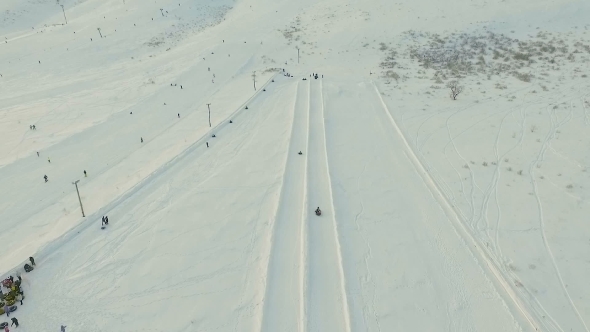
1 0 589 331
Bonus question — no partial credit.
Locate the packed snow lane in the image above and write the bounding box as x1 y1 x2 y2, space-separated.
321 79 524 331
18 78 296 332
306 80 351 332
261 80 309 332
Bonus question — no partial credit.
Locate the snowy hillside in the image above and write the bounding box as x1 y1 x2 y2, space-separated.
1 0 589 331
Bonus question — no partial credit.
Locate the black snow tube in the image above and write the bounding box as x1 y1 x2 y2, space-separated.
0 322 7 328
24 264 34 272
8 306 17 313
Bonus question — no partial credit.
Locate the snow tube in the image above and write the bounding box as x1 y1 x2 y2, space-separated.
24 264 34 273
8 306 17 313
0 322 7 328
315 210 321 216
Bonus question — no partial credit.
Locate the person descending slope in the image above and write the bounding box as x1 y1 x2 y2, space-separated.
315 207 321 216
61 325 67 332
44 175 48 183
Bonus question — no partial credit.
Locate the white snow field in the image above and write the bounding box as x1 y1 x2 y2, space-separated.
1 0 590 331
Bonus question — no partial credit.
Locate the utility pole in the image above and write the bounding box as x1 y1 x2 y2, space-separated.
72 180 85 217
206 103 211 127
160 9 164 17
97 28 103 38
252 71 257 91
297 46 300 64
60 5 67 24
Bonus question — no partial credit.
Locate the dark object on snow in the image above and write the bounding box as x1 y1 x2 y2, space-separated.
140 137 143 143
206 142 209 148
263 89 266 91
29 257 35 266
10 318 17 327
315 207 321 216
298 151 303 155
0 323 7 329
272 79 275 82
245 106 248 109
44 175 48 183
37 152 39 157
212 134 216 138
23 264 33 273
84 170 87 177
229 120 233 123
61 325 67 332
178 113 180 118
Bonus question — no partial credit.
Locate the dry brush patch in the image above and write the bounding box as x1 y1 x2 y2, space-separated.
378 29 590 87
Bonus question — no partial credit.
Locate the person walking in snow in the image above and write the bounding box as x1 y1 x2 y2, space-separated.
61 325 67 332
84 170 87 177
10 318 18 327
37 151 39 157
105 216 109 225
206 142 209 148
177 113 180 118
29 257 35 266
47 157 50 163
141 137 143 143
4 304 10 317
44 175 48 183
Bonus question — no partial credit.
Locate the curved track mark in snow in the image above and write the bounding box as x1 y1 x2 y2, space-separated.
372 82 542 332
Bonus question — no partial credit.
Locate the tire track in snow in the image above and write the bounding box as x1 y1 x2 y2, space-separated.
528 98 589 332
260 80 309 332
372 82 542 332
306 79 351 332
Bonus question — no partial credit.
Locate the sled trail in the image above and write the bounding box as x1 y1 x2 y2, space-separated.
305 79 351 332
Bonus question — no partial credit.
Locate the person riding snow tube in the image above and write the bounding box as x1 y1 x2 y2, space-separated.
315 207 321 216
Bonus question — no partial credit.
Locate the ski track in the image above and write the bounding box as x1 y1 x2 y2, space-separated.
260 79 308 332
305 79 351 332
372 82 543 331
529 96 589 332
403 74 590 331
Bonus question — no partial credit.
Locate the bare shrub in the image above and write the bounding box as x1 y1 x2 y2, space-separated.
482 161 488 166
514 52 531 61
514 72 533 82
566 184 574 189
447 80 463 100
384 70 400 81
517 170 523 175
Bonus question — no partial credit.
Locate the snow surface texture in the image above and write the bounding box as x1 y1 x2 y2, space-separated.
0 0 589 331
